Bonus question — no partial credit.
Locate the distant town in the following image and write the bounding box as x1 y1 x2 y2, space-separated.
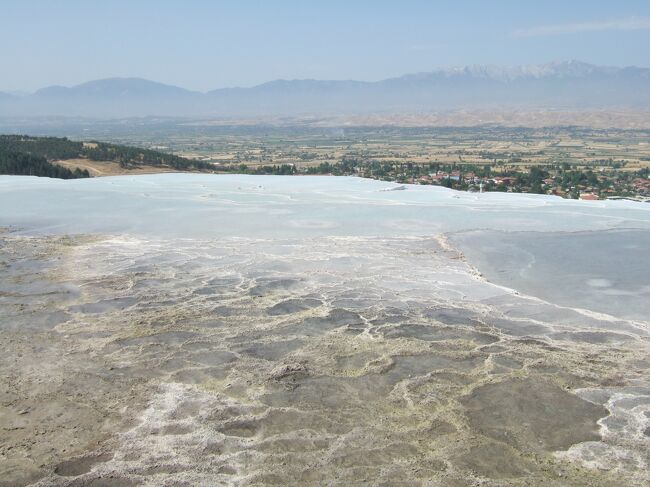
222 159 650 202
146 124 650 203
2 130 650 202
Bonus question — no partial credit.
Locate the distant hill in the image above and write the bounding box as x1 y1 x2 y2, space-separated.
0 135 211 178
2 61 649 118
34 77 198 98
5 78 204 118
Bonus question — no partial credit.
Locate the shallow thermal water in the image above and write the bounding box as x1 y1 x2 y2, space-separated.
0 174 649 487
451 229 650 322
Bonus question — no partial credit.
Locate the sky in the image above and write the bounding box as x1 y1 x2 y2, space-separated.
2 0 650 93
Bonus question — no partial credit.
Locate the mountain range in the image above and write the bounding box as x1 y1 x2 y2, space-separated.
1 61 649 118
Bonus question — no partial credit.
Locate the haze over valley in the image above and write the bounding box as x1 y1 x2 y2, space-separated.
2 61 650 118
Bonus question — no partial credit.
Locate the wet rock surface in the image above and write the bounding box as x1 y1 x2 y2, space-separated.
0 233 648 486
461 377 607 451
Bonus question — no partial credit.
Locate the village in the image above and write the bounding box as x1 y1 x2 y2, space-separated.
233 158 650 202
403 165 650 201
69 123 650 202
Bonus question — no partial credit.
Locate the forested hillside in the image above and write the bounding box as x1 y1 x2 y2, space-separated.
0 135 211 177
0 147 90 179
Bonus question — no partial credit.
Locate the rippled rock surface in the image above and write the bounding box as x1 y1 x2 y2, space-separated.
1 175 649 486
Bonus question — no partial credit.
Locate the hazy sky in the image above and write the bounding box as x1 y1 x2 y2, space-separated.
3 0 650 92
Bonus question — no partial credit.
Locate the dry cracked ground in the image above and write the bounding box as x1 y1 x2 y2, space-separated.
1 231 649 486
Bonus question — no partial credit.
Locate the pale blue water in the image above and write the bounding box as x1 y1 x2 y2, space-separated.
452 229 650 321
1 174 649 238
